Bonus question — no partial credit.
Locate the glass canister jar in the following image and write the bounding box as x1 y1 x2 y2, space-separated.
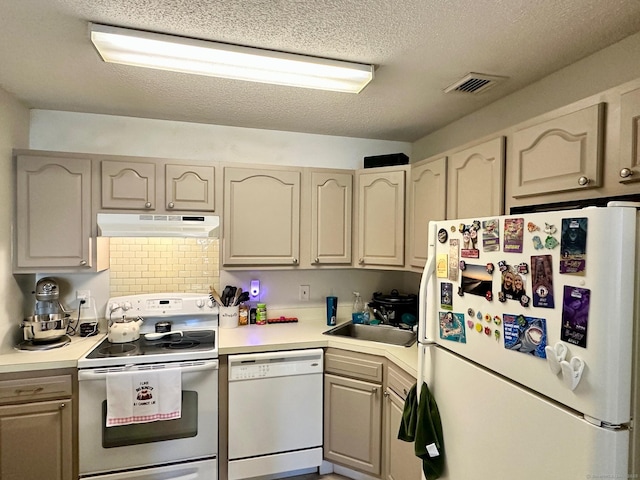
256 303 267 325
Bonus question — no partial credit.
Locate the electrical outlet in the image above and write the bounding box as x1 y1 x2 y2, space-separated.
299 285 310 301
76 290 90 301
77 290 91 309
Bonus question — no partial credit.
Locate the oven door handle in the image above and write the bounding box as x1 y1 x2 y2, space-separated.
78 360 219 381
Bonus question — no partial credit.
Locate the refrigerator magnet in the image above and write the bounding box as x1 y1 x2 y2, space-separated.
561 286 590 348
503 314 548 358
461 264 493 298
531 255 555 308
559 218 588 275
440 283 453 310
482 219 500 252
503 218 524 253
436 254 449 278
461 224 479 258
439 312 466 343
448 239 460 282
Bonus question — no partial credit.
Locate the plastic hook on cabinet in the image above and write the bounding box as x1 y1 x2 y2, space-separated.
544 342 568 375
560 357 585 391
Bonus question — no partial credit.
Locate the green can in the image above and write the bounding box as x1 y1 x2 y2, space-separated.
256 303 267 325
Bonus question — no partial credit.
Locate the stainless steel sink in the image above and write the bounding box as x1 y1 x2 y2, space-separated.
323 322 417 347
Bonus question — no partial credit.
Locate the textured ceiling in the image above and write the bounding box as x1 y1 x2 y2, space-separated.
2 0 640 142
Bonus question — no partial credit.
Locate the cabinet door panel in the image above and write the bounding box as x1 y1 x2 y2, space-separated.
16 156 92 269
0 399 73 480
223 167 300 265
101 160 156 210
385 389 422 480
619 88 640 184
324 374 382 475
511 103 603 197
357 170 405 266
448 137 504 219
166 164 215 211
311 171 352 265
408 157 446 269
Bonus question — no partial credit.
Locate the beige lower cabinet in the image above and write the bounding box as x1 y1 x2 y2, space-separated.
383 364 421 480
324 349 384 475
0 371 75 480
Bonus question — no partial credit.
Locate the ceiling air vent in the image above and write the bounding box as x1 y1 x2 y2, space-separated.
444 73 506 94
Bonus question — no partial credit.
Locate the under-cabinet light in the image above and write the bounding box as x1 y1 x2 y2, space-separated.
89 23 374 93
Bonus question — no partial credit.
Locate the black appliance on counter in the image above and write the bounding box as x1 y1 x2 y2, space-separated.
369 289 417 327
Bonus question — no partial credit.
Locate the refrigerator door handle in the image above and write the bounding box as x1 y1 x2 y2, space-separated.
419 252 437 344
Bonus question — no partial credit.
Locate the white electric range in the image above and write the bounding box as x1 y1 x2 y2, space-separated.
77 293 219 480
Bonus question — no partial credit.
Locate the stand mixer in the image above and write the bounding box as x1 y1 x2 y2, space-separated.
18 277 71 350
34 277 65 315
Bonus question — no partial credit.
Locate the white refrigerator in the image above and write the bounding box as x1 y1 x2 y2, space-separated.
417 203 639 479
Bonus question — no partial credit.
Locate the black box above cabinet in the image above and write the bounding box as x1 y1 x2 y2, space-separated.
363 153 409 168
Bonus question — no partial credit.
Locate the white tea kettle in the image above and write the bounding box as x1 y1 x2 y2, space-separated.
108 316 143 343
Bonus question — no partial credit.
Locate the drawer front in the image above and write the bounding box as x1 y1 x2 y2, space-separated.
387 363 415 401
0 375 72 404
325 349 383 383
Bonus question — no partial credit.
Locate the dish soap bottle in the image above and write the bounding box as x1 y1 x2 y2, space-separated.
352 292 369 324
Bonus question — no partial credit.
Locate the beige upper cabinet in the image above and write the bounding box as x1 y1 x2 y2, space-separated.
310 170 352 266
223 166 301 266
619 88 640 184
356 167 406 267
15 154 102 272
447 137 505 219
101 160 216 213
101 160 156 210
165 164 216 211
510 103 604 198
408 156 447 269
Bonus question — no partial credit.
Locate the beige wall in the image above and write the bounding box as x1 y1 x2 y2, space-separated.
0 87 30 353
412 30 640 161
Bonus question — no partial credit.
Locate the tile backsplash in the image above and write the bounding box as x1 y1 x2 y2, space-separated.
108 237 220 296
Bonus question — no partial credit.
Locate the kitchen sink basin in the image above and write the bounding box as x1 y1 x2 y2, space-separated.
323 322 417 347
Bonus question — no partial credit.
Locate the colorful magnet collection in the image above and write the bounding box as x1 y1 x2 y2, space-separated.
437 214 591 355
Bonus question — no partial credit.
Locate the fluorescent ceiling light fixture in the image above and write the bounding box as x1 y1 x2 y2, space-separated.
89 23 374 93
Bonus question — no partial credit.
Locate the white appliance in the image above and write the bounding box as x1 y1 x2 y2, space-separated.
77 293 219 479
227 349 324 480
97 213 220 237
417 203 640 479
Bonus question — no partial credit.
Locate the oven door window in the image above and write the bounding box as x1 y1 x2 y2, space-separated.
102 391 198 448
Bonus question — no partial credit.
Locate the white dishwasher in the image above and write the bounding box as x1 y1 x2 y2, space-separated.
228 349 324 480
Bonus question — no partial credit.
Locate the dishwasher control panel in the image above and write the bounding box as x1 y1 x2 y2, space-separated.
228 349 323 381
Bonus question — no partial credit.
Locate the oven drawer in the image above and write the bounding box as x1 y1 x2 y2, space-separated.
81 457 217 479
0 374 72 405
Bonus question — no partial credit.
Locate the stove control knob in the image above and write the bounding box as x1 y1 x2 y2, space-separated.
196 298 205 308
108 302 121 312
207 299 214 308
122 302 132 311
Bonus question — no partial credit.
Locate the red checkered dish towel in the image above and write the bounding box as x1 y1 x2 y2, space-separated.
106 368 182 427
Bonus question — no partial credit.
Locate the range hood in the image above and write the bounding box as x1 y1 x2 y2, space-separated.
97 213 220 238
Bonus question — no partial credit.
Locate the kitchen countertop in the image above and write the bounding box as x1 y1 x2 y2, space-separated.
0 333 106 374
220 308 419 377
0 308 419 378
